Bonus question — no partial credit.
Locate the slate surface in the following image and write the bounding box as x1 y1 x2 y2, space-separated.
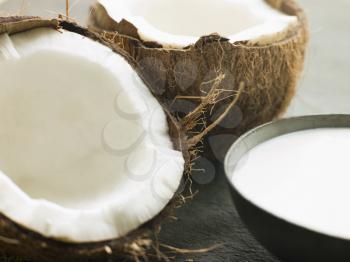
159 158 278 262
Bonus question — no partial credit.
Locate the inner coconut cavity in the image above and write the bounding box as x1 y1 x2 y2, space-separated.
0 28 184 242
98 0 298 47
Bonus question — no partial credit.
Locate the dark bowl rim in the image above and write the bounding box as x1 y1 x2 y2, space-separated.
224 114 350 242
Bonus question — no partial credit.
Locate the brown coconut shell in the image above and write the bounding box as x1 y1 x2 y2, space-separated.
0 16 234 261
89 0 309 160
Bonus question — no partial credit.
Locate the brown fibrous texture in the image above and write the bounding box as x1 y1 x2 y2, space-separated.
89 0 309 159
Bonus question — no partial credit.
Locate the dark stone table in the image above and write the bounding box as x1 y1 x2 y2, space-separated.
159 158 278 262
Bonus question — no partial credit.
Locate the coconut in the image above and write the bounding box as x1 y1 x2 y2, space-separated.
0 16 237 261
89 0 309 159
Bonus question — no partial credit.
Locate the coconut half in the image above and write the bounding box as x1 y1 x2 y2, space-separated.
0 17 234 261
90 0 309 160
0 26 186 243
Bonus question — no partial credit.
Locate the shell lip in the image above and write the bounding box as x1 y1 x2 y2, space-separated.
93 0 307 50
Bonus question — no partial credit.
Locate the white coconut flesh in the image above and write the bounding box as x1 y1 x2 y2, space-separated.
98 0 298 48
0 29 185 243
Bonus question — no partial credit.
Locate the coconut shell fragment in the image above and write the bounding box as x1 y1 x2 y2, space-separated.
89 0 309 159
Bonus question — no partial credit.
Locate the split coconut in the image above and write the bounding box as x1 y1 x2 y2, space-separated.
89 0 309 159
0 17 235 261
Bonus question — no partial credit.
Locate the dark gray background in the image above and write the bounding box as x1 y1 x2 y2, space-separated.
1 0 349 261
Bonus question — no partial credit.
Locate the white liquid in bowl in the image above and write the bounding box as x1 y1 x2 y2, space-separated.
232 128 350 240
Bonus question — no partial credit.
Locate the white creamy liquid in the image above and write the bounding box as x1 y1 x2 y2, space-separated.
232 128 350 239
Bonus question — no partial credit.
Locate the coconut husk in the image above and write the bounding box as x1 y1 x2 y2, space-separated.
89 0 309 160
0 16 239 261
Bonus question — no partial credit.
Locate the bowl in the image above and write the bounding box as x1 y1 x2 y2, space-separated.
224 114 350 262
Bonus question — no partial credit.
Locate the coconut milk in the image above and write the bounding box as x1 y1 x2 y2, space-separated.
232 128 350 239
